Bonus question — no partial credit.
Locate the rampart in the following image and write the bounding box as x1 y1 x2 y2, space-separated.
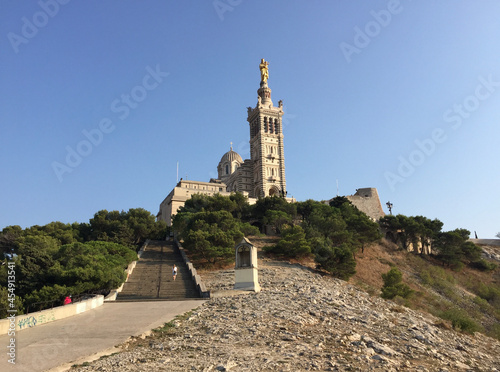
345 187 385 221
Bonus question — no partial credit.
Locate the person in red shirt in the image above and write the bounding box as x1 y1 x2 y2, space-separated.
63 295 72 305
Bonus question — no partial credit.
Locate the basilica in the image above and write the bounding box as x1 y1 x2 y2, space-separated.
157 60 385 226
157 59 294 225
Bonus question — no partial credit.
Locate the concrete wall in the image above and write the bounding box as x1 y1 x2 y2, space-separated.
0 295 104 335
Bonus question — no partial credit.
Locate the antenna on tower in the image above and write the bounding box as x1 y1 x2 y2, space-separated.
336 179 339 197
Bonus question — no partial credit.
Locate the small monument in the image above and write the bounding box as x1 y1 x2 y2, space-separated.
234 237 260 292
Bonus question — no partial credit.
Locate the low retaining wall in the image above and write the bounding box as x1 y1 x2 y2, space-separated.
174 239 210 298
0 295 104 335
105 239 149 301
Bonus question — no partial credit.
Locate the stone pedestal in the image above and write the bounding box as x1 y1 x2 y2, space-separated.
234 237 260 292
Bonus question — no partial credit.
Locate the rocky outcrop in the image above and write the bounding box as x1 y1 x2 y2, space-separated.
73 259 500 371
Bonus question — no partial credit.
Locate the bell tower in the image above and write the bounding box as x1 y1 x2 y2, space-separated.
247 59 287 198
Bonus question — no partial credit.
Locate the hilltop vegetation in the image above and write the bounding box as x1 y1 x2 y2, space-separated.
173 193 382 280
0 208 167 316
173 193 499 340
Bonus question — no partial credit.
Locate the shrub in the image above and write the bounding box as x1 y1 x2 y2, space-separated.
439 308 482 334
419 266 455 291
476 283 500 307
469 259 497 272
381 267 413 300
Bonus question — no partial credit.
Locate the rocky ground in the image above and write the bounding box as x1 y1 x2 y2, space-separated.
72 258 500 371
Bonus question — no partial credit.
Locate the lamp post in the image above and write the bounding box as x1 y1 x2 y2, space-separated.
386 201 393 215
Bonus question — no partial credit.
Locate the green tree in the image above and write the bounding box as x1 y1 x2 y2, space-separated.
461 241 482 263
381 267 413 299
39 221 80 245
412 216 443 254
181 210 244 265
0 225 23 257
0 285 24 318
434 231 464 267
251 196 297 224
263 210 292 234
16 235 59 296
89 208 166 247
265 225 311 258
344 213 381 253
380 214 443 254
314 240 356 280
297 199 319 222
379 214 402 244
329 196 351 209
229 192 252 220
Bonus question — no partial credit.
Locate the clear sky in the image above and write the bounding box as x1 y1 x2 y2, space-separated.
1 1 499 238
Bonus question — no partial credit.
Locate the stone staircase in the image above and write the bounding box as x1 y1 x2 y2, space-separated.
116 240 201 301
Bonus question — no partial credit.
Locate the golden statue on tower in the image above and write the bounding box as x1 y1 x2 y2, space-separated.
259 58 269 83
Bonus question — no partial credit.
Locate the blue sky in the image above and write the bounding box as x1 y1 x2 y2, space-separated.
1 1 499 238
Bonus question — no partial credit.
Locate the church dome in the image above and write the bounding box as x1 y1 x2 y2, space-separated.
218 144 243 180
219 148 243 164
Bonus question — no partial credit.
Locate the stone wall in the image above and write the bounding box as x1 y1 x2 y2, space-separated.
345 187 385 221
158 180 256 226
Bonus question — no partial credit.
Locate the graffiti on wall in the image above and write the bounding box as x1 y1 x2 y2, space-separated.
17 310 56 330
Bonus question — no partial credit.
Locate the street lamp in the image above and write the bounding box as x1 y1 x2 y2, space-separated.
386 201 393 215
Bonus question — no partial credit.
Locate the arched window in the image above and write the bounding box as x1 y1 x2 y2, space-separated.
226 164 229 174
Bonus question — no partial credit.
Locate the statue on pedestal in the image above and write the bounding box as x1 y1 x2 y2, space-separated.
259 58 269 83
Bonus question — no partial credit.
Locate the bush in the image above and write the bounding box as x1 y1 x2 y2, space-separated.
469 259 497 272
439 307 482 334
381 267 413 300
419 266 455 290
476 283 500 307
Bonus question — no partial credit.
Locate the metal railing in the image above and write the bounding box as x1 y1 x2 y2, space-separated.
25 292 105 314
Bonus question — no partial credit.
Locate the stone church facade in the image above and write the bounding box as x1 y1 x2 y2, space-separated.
158 60 293 225
157 59 385 226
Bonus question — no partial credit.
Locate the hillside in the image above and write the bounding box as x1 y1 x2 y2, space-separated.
352 239 500 340
72 237 500 371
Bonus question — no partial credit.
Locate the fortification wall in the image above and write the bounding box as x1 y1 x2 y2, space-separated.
345 188 385 221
